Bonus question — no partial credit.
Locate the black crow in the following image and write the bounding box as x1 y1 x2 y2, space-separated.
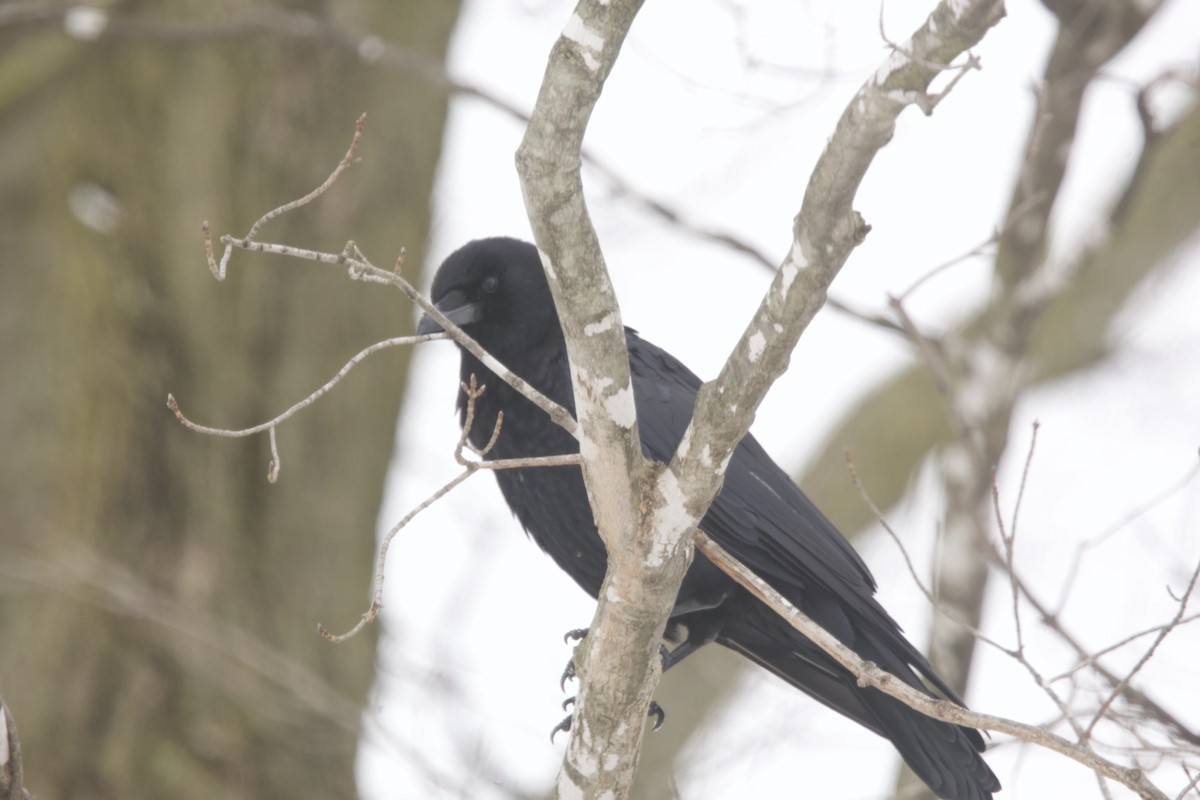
418 237 999 800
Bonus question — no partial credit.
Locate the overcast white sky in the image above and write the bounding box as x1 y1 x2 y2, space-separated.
359 1 1200 797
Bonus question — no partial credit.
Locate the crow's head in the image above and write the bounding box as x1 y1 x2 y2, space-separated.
418 237 562 359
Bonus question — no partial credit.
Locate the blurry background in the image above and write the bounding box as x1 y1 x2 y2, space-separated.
1 1 1198 799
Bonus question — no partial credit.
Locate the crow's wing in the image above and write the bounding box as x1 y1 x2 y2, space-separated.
627 330 875 598
627 330 963 702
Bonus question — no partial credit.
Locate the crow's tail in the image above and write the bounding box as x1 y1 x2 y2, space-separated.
722 614 1000 800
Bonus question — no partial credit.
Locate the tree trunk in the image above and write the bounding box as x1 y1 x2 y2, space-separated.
0 3 461 798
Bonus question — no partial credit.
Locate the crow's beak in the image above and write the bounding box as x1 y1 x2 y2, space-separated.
417 289 481 336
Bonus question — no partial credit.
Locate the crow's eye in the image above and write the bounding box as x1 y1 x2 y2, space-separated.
481 275 500 294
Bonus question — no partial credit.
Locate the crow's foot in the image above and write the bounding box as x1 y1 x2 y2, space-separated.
550 699 666 742
559 628 589 691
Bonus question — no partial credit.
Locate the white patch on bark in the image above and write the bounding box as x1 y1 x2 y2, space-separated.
579 431 599 465
602 754 620 771
748 331 766 363
872 48 910 85
676 428 692 459
604 383 636 429
700 444 712 468
886 89 923 107
780 243 807 298
585 312 618 336
562 13 605 72
647 469 695 568
537 248 557 281
605 585 622 603
948 0 972 20
557 774 586 800
570 719 599 776
577 366 614 396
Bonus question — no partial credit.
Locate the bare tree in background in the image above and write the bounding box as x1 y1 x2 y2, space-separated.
0 3 460 798
3 0 1197 799
175 0 1199 799
511 1 1198 798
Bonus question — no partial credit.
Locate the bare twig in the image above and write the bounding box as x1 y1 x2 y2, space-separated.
875 0 986 114
694 531 1173 800
167 334 442 481
894 190 1047 304
206 113 365 280
843 449 1009 652
983 541 1200 748
319 379 581 643
992 422 1040 657
222 233 578 436
887 295 980 460
168 335 439 440
1050 612 1200 685
188 114 578 445
1056 453 1200 614
1084 556 1200 741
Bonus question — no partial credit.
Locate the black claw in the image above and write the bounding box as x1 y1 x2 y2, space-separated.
563 627 588 644
649 700 666 731
552 697 664 741
559 658 577 691
550 713 573 743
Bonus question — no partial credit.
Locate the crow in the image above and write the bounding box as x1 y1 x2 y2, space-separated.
418 237 1000 800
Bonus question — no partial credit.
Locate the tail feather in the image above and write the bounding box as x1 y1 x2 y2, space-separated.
721 612 1000 800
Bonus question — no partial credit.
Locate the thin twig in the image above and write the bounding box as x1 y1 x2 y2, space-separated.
843 449 1006 651
1050 612 1200 684
1084 555 1200 741
212 233 579 437
991 422 1039 658
694 530 1172 800
267 425 280 483
1055 453 1200 614
167 335 442 438
318 382 581 644
894 190 1047 303
984 540 1200 747
206 113 366 280
888 295 980 462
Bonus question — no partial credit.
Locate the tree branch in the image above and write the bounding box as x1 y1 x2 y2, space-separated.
514 2 1005 797
694 532 1173 800
517 4 676 798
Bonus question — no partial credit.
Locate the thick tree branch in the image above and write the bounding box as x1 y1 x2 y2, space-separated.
668 0 1005 526
514 2 1005 798
516 3 671 799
